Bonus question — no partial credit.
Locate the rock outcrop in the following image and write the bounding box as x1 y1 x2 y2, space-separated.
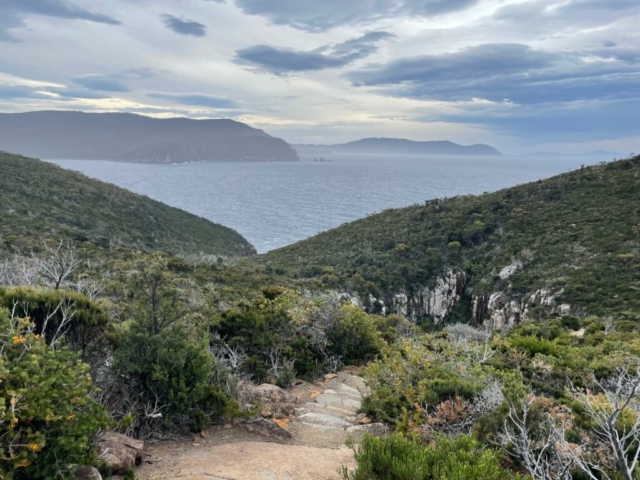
242 417 293 440
74 466 102 480
471 288 569 328
96 431 144 475
387 269 466 323
255 383 296 419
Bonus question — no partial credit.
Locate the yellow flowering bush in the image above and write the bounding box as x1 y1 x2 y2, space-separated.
0 309 107 479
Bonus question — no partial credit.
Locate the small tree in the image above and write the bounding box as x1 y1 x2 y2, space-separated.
33 240 82 290
569 358 640 480
498 397 573 480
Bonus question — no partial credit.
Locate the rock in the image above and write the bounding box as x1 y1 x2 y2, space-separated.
224 423 233 429
342 375 370 396
242 417 292 440
297 413 351 428
96 431 144 475
498 261 522 280
75 466 102 480
324 374 338 381
356 413 371 425
335 384 362 399
274 418 290 429
255 384 295 419
411 269 466 324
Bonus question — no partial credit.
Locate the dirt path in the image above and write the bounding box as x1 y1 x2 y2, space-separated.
136 372 385 480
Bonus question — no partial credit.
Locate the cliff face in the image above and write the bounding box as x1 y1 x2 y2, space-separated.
379 267 570 330
0 111 299 163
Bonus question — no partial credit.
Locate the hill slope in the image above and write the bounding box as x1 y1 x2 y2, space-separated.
257 155 640 324
0 111 299 164
294 138 501 156
0 152 256 256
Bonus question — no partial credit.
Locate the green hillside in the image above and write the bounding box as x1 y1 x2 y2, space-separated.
0 152 256 257
257 155 640 321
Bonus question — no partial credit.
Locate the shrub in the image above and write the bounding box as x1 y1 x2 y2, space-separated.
276 362 296 388
113 322 214 432
327 304 384 364
0 309 107 479
509 335 560 357
342 434 521 480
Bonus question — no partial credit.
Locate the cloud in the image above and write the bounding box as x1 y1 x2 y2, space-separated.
147 93 239 108
0 83 110 101
73 74 130 92
51 88 111 99
0 85 49 99
349 43 640 105
0 0 120 41
235 31 394 74
69 69 165 93
232 0 478 32
161 14 207 37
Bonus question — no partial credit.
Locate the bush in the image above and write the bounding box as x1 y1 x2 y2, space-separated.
328 304 384 364
276 362 296 388
342 434 521 480
114 322 214 432
0 309 107 479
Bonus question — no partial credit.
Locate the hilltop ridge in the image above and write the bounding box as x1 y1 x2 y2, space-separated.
294 137 501 156
0 111 299 164
256 154 640 324
0 151 256 256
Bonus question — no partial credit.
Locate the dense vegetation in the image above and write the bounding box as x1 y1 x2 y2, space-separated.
0 152 255 256
258 155 640 320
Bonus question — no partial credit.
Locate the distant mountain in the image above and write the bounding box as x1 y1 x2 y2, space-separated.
524 150 626 159
0 151 256 256
293 138 501 156
0 111 299 163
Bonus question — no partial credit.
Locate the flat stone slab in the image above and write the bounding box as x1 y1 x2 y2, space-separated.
314 394 344 406
297 413 351 428
302 403 358 420
136 442 354 479
335 384 362 398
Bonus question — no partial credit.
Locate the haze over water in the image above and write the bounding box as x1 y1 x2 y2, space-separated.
50 154 602 253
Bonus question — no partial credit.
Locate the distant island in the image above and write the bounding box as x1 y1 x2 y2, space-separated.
0 111 299 164
293 137 501 156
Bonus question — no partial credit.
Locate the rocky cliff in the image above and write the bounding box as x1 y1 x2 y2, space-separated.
380 265 570 329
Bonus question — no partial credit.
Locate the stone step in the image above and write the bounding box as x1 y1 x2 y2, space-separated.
334 384 362 399
314 394 361 412
297 412 351 428
297 422 346 432
301 403 358 420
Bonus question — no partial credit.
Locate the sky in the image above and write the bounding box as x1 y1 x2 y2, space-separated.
0 0 638 154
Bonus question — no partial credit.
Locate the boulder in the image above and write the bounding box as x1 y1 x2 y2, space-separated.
96 431 144 475
242 417 292 440
254 384 295 419
75 466 102 480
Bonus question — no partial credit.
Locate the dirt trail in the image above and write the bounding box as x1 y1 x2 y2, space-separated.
136 372 385 480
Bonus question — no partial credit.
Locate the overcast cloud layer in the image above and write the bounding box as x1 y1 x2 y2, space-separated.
0 0 638 153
